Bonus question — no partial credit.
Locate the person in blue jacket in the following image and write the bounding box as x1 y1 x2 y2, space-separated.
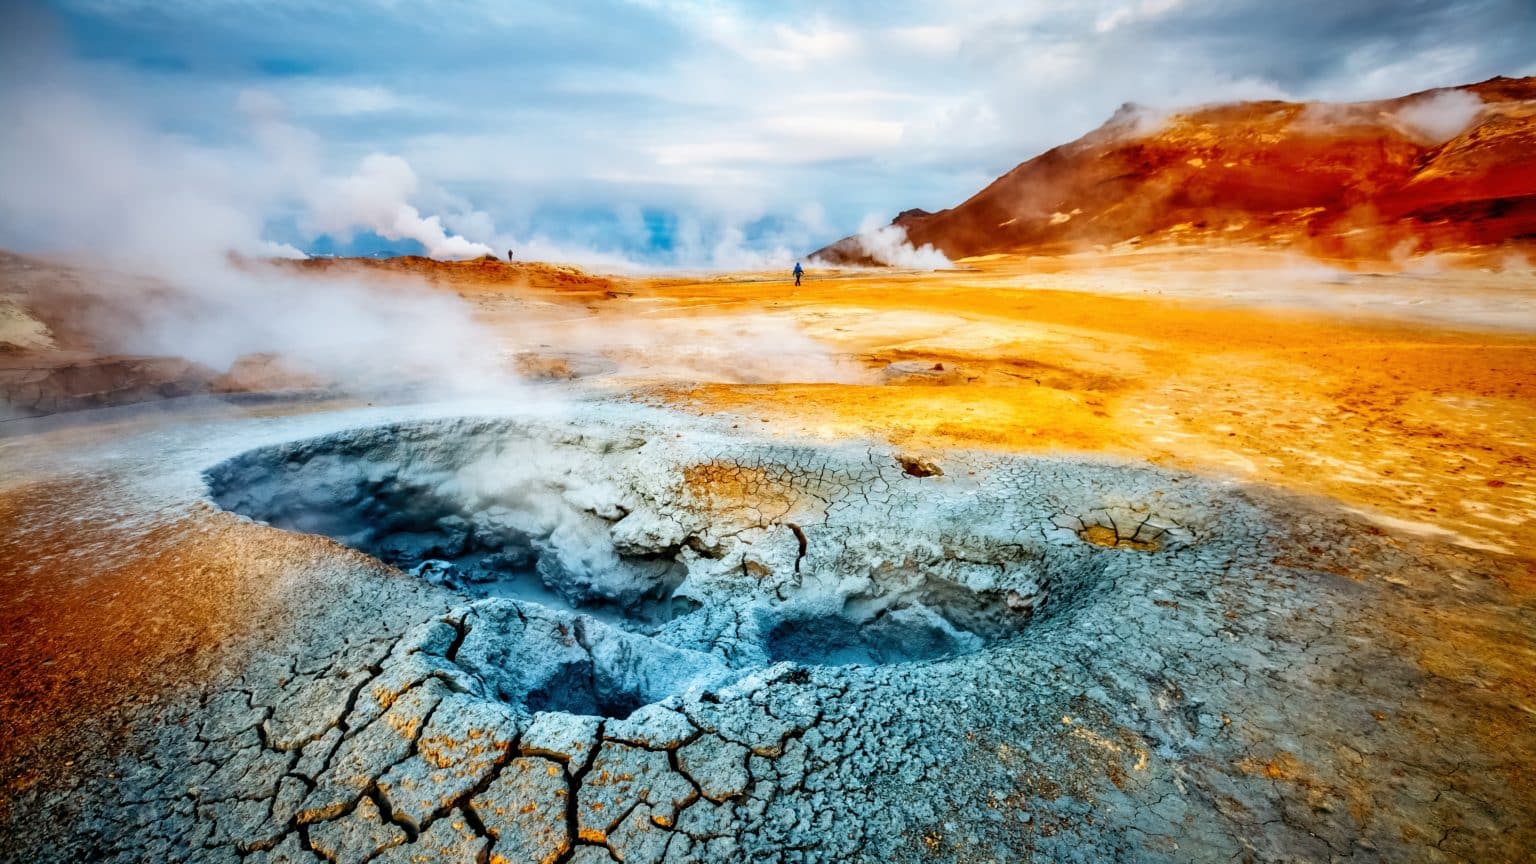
793 261 804 286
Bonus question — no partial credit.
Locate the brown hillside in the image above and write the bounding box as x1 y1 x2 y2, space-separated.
815 77 1536 264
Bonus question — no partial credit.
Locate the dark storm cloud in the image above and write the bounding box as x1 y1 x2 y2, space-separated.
1127 0 1536 95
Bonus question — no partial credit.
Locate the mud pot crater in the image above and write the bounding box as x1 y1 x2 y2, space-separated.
205 417 1208 717
8 410 1354 864
207 421 688 628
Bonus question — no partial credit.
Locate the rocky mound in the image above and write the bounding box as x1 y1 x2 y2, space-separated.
276 254 616 295
815 76 1536 264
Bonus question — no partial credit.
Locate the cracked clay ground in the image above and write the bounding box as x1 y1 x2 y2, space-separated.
0 399 1533 864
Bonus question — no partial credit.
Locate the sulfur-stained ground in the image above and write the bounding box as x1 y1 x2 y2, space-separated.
1 249 1534 863
616 251 1536 562
0 402 1533 863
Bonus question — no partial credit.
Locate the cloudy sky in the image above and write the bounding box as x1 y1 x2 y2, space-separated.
6 0 1536 267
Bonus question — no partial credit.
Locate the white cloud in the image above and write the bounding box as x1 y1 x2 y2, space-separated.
648 2 863 71
886 25 963 56
1096 0 1186 34
296 83 405 116
21 0 1536 265
651 114 906 167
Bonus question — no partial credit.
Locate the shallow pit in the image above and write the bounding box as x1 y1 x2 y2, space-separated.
762 571 1045 666
205 420 684 629
205 418 1135 685
766 607 977 665
449 601 724 719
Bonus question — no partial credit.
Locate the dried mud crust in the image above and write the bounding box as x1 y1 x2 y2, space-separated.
202 420 1182 673
4 415 1534 863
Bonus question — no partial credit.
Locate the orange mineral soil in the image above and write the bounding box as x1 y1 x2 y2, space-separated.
3 246 1533 828
606 252 1536 564
280 247 1536 564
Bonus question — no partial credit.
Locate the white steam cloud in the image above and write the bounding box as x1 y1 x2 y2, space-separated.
1395 89 1484 145
0 20 513 395
309 154 494 260
261 241 309 260
1104 101 1172 140
514 311 867 385
847 219 952 269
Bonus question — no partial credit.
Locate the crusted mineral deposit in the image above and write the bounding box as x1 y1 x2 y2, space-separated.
0 405 1532 863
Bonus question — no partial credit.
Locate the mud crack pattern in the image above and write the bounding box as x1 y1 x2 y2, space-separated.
1 412 1532 863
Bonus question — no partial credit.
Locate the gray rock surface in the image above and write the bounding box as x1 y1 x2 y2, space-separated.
520 711 602 765
307 796 406 864
471 756 571 864
676 737 751 803
378 694 521 831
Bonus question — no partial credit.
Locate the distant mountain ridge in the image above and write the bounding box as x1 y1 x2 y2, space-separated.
813 76 1536 264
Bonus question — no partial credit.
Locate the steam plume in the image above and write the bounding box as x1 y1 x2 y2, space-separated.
848 220 952 269
309 155 495 261
1395 90 1484 144
0 17 513 395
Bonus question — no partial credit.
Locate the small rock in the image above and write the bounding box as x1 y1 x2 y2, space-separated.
676 736 751 802
470 757 571 864
881 360 964 385
896 455 943 478
521 712 602 766
409 560 468 592
307 796 406 864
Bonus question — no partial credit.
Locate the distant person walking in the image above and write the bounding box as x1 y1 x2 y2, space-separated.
793 261 804 286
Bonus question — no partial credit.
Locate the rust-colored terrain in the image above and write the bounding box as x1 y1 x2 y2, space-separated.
6 245 1535 561
626 253 1536 562
816 77 1536 263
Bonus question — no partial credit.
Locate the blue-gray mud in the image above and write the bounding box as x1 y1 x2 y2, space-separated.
1 406 1532 864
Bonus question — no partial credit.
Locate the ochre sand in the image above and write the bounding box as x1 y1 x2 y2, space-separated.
460 248 1534 565
11 248 1531 759
2 247 1534 853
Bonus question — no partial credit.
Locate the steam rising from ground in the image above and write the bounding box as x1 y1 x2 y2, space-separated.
0 21 512 395
826 220 952 269
521 311 868 385
1104 102 1173 140
1394 90 1485 144
310 155 494 261
0 29 861 403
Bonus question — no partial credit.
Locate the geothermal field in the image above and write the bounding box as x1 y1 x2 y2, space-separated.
3 6 1536 864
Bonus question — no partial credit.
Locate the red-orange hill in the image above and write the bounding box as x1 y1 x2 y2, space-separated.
814 76 1536 263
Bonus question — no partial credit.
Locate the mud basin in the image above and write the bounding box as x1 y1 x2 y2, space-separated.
8 406 1528 864
206 418 1186 684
